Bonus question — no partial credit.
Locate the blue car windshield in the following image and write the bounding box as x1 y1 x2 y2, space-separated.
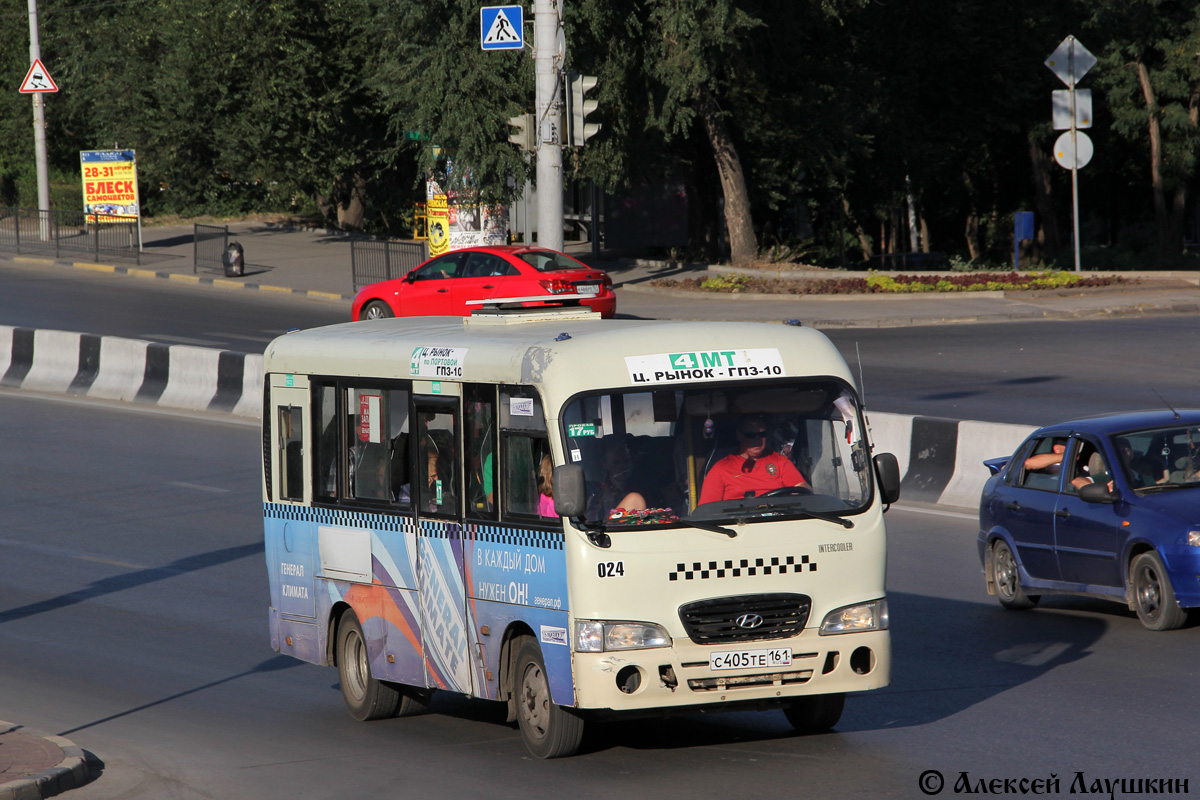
1112 425 1200 491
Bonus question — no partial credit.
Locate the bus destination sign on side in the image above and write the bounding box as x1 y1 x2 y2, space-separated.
409 346 468 379
625 348 785 385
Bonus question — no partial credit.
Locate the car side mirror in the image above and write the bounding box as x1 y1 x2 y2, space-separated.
404 271 419 283
1079 482 1119 504
874 452 901 505
553 464 587 518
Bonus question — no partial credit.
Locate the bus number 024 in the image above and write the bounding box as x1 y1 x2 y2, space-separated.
597 561 625 578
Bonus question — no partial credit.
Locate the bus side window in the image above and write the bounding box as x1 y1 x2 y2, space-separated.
503 434 545 516
498 388 551 522
314 385 338 501
278 405 303 502
416 408 458 515
345 386 411 506
465 385 497 519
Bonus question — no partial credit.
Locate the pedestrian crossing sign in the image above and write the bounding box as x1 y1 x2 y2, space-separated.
481 5 523 51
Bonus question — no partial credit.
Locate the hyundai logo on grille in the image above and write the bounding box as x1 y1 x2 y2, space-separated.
735 613 764 629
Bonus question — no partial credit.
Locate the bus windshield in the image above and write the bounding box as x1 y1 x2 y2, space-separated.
561 379 872 528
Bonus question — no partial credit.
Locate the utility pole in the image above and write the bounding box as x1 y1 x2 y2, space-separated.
533 0 563 252
27 0 51 239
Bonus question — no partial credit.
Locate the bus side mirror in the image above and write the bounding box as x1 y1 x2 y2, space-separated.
553 464 587 517
874 452 901 504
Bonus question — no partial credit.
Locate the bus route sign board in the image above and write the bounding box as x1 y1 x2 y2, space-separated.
80 149 140 223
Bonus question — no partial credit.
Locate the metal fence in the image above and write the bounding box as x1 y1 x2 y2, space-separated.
194 223 229 274
0 207 140 264
350 238 427 293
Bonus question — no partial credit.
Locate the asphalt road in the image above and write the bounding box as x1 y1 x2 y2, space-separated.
3 259 1199 425
1 393 1196 798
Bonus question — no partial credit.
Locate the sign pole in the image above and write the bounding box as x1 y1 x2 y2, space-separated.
1069 41 1081 272
27 0 51 240
1046 35 1096 273
533 0 563 252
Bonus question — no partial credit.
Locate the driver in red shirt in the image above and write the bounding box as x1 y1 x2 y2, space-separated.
699 416 810 504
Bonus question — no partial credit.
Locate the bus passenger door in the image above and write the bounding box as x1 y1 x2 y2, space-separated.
265 381 319 660
412 395 476 696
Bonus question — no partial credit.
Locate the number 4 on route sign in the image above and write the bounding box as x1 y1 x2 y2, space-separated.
481 5 523 50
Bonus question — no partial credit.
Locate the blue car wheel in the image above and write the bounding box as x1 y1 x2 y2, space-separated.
1130 552 1188 632
991 540 1038 610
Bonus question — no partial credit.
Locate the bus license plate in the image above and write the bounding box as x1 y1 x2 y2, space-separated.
709 647 792 671
575 283 599 294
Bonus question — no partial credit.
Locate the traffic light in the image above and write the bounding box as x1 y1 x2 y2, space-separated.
507 113 535 151
568 72 601 147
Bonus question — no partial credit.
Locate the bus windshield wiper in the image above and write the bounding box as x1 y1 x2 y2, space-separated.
680 517 738 538
731 504 855 529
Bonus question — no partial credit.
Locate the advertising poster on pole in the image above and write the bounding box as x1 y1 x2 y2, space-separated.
426 180 450 257
80 149 140 223
428 167 508 254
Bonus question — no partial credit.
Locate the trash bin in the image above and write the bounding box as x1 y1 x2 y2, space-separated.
222 242 245 277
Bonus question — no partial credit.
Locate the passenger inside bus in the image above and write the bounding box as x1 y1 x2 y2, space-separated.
586 437 648 520
537 454 557 517
353 442 393 501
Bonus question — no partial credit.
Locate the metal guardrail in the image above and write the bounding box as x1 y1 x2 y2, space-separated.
350 238 427 293
0 206 140 264
193 223 229 274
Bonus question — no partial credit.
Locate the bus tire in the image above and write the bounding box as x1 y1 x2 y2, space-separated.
337 611 400 721
385 682 434 717
514 639 583 758
784 692 845 733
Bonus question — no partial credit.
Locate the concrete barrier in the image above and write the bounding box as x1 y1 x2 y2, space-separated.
1 325 1032 507
0 324 262 419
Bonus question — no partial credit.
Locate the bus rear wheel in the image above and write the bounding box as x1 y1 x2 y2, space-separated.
514 639 584 758
784 692 845 733
337 611 400 721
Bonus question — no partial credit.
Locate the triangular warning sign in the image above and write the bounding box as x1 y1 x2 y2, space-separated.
19 58 58 94
483 9 521 45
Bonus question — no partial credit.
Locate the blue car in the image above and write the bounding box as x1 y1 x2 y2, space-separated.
978 410 1200 631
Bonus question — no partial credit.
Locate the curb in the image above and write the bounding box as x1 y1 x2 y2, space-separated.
0 722 89 800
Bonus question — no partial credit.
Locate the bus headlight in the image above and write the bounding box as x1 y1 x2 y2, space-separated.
575 620 671 652
819 599 889 635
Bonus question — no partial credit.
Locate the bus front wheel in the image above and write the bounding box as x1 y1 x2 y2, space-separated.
784 692 845 733
337 611 400 721
514 639 584 758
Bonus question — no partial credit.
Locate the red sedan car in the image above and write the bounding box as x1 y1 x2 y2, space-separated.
351 246 616 320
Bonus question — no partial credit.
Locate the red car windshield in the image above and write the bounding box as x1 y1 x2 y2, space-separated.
517 250 589 272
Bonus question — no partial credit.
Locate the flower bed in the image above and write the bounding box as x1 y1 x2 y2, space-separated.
646 271 1128 295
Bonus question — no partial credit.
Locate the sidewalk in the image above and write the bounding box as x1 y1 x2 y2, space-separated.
3 220 1200 327
0 722 89 799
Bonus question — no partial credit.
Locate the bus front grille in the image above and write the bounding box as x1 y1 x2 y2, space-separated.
678 593 812 644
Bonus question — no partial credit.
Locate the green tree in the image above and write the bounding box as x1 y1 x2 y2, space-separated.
1088 0 1200 267
372 0 533 207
